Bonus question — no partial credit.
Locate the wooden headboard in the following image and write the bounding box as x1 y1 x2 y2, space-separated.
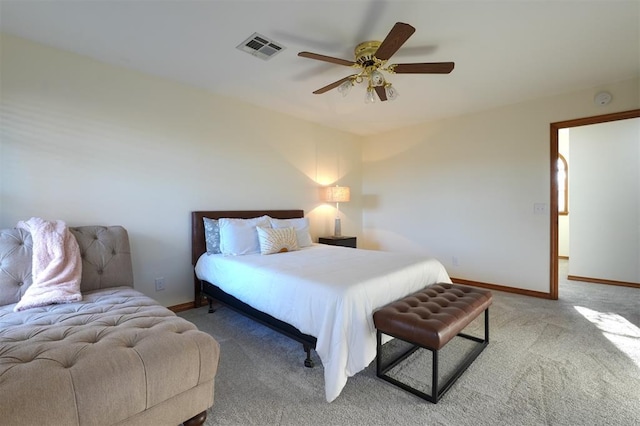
191 210 304 306
191 210 304 266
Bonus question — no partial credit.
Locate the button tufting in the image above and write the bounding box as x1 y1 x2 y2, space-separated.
97 269 103 275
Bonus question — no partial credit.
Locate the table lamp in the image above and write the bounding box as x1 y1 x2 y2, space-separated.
324 185 350 237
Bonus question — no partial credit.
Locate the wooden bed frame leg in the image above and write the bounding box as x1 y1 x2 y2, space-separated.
303 344 314 368
183 410 207 426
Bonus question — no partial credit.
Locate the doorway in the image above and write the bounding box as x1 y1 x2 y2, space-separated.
549 109 640 299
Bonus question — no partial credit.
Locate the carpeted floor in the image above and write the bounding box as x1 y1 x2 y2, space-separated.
179 261 640 425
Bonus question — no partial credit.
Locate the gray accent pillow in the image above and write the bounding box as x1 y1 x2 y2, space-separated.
203 218 221 255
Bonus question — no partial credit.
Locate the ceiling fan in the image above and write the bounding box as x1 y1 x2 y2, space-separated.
298 22 454 103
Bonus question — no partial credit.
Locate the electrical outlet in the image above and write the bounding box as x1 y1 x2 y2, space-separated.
154 277 165 291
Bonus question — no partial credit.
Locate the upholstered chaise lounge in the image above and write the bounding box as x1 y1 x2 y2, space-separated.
0 225 220 425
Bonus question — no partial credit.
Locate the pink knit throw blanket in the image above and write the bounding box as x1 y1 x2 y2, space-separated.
14 217 82 312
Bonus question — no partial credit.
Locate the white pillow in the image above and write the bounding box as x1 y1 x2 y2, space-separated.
270 217 312 247
219 215 271 255
257 226 299 255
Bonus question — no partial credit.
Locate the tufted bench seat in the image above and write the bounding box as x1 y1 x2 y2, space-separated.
0 225 220 425
373 283 492 403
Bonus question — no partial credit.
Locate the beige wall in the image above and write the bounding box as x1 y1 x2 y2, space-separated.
2 33 638 303
362 78 639 293
0 34 363 306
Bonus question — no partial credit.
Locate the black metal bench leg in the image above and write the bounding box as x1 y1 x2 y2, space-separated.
432 349 439 403
376 330 382 376
485 308 490 343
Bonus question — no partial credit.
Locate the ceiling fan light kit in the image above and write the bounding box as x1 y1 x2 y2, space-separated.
298 22 454 104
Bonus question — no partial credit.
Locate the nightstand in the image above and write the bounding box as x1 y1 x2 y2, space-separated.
318 236 357 248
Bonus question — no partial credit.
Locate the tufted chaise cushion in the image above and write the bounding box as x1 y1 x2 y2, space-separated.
373 283 492 350
69 226 134 292
0 228 33 306
0 287 220 425
0 226 133 307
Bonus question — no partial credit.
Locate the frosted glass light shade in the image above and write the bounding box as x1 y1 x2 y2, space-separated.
324 186 350 203
365 88 376 104
338 80 353 97
370 70 385 87
385 84 399 100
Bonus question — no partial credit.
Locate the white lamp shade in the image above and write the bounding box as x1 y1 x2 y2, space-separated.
324 186 350 203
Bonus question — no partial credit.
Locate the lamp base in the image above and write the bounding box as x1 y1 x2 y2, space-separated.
334 218 342 237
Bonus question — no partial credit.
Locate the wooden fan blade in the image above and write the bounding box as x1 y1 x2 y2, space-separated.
374 86 388 102
392 62 455 74
313 75 356 94
374 22 416 61
298 51 356 67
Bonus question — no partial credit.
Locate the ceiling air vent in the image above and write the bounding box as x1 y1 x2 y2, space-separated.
236 32 286 61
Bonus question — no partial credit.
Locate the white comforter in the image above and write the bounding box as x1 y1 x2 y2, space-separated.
195 244 451 402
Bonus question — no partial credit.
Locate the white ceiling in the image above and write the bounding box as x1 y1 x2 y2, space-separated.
1 0 638 136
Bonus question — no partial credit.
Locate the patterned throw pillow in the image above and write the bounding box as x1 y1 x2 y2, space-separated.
270 217 313 247
203 217 221 254
256 226 299 255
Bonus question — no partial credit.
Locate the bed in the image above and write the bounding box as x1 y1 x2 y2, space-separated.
191 210 452 402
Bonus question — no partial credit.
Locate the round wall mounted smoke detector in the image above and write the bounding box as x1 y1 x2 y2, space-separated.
594 91 612 106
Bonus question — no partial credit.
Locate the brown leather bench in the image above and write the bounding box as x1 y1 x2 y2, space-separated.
373 283 492 403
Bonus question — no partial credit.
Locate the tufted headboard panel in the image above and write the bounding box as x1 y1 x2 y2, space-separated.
0 225 134 307
69 226 134 292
